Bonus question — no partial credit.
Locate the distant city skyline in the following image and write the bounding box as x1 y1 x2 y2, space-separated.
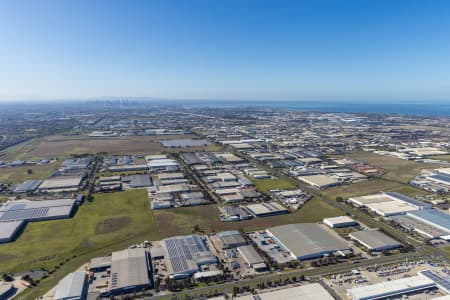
1 0 450 102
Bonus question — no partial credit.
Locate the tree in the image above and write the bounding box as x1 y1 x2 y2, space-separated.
27 169 33 175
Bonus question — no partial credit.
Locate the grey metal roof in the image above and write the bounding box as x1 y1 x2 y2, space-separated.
267 223 350 259
89 256 112 270
350 230 401 250
0 220 25 242
109 248 150 292
237 245 264 265
54 271 87 300
181 153 204 165
125 174 151 188
221 234 246 248
15 180 42 193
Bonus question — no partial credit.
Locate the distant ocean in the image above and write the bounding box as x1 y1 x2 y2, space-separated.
163 100 450 117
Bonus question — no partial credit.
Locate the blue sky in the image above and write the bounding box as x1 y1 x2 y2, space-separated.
1 0 450 102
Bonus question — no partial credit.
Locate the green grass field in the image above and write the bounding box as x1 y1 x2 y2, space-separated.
2 192 343 299
321 178 430 200
154 197 343 237
439 246 450 259
252 177 298 194
0 189 159 273
343 151 442 183
0 162 60 184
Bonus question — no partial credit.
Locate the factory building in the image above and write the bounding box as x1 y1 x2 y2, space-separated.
89 256 112 272
323 216 357 228
237 245 267 271
238 283 334 300
39 176 84 192
161 234 217 279
54 271 88 300
106 248 152 296
347 274 436 300
349 229 402 251
0 198 77 243
297 174 341 189
0 220 25 243
14 179 42 193
348 192 430 217
266 223 352 260
217 230 247 249
180 153 204 165
146 156 180 172
108 164 148 172
121 174 151 188
391 209 450 240
244 202 289 217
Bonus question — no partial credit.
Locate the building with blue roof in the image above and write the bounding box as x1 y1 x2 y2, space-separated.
407 209 450 236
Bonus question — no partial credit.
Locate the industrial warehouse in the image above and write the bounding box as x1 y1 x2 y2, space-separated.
159 234 218 279
412 168 450 193
216 230 247 249
108 248 152 296
349 229 402 251
347 270 450 300
88 248 152 296
392 208 450 239
244 202 289 217
266 223 352 260
54 271 88 300
14 179 42 193
0 198 77 243
323 216 357 228
39 175 84 192
237 245 267 271
348 192 431 216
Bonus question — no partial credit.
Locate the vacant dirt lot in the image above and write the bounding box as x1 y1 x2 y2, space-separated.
95 217 132 234
342 151 443 183
1 134 219 159
153 197 343 238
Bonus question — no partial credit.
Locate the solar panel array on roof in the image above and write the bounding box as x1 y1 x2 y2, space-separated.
0 199 75 223
163 234 216 276
0 199 76 243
